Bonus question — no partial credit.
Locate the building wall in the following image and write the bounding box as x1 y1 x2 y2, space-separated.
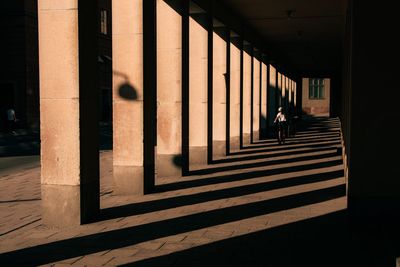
0 0 112 131
344 0 400 221
24 0 39 129
98 0 112 124
301 78 330 115
0 1 31 130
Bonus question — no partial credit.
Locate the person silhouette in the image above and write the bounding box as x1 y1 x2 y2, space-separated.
274 107 287 144
6 107 17 134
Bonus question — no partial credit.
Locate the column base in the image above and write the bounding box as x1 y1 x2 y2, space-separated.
213 140 226 159
229 136 240 153
243 133 251 146
42 182 99 227
156 153 182 178
189 146 207 166
252 130 260 143
113 165 144 195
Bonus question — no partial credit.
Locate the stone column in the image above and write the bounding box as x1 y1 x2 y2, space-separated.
277 72 282 108
285 76 290 112
189 9 208 166
112 0 144 195
38 0 99 226
260 60 267 138
156 0 182 178
282 75 286 111
268 65 277 128
289 79 294 115
229 35 241 152
252 54 260 142
242 44 252 146
212 26 227 159
293 79 296 108
294 81 297 109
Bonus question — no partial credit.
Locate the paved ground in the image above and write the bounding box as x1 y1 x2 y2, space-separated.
0 117 397 266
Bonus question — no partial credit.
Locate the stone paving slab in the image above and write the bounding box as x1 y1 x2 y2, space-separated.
0 117 350 266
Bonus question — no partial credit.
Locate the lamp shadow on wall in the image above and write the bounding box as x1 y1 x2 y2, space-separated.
119 83 138 100
113 70 138 101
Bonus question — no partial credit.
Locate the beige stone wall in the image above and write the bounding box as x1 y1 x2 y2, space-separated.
277 72 282 108
212 31 227 142
212 29 227 158
282 75 286 100
39 0 100 226
260 61 267 133
242 48 252 145
156 0 182 177
112 0 145 195
156 0 181 155
229 37 241 151
189 16 207 148
252 56 260 141
189 14 208 165
302 78 331 115
268 65 277 125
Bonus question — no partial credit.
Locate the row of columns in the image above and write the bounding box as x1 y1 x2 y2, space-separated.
38 0 298 227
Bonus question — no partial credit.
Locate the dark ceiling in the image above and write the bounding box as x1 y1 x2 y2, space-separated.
220 0 348 76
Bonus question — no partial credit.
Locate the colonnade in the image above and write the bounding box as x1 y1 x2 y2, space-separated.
38 0 298 226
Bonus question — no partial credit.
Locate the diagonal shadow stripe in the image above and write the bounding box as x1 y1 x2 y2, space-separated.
121 210 350 267
252 132 340 144
243 136 340 149
214 146 338 164
189 151 340 176
295 129 340 135
0 185 346 266
253 133 340 144
100 169 344 220
288 131 341 139
229 141 341 156
238 137 340 151
167 159 343 192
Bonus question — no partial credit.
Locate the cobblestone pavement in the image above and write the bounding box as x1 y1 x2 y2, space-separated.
0 117 352 266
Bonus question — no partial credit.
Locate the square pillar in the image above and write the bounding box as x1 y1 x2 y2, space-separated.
277 72 282 108
294 82 297 109
260 59 268 138
252 53 261 142
267 65 277 131
285 76 289 112
156 0 182 178
38 0 100 226
242 44 252 146
282 75 286 112
229 35 241 153
189 8 208 166
212 26 227 159
112 0 145 195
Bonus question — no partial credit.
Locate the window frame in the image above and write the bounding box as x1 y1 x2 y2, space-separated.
100 9 108 35
309 78 325 100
